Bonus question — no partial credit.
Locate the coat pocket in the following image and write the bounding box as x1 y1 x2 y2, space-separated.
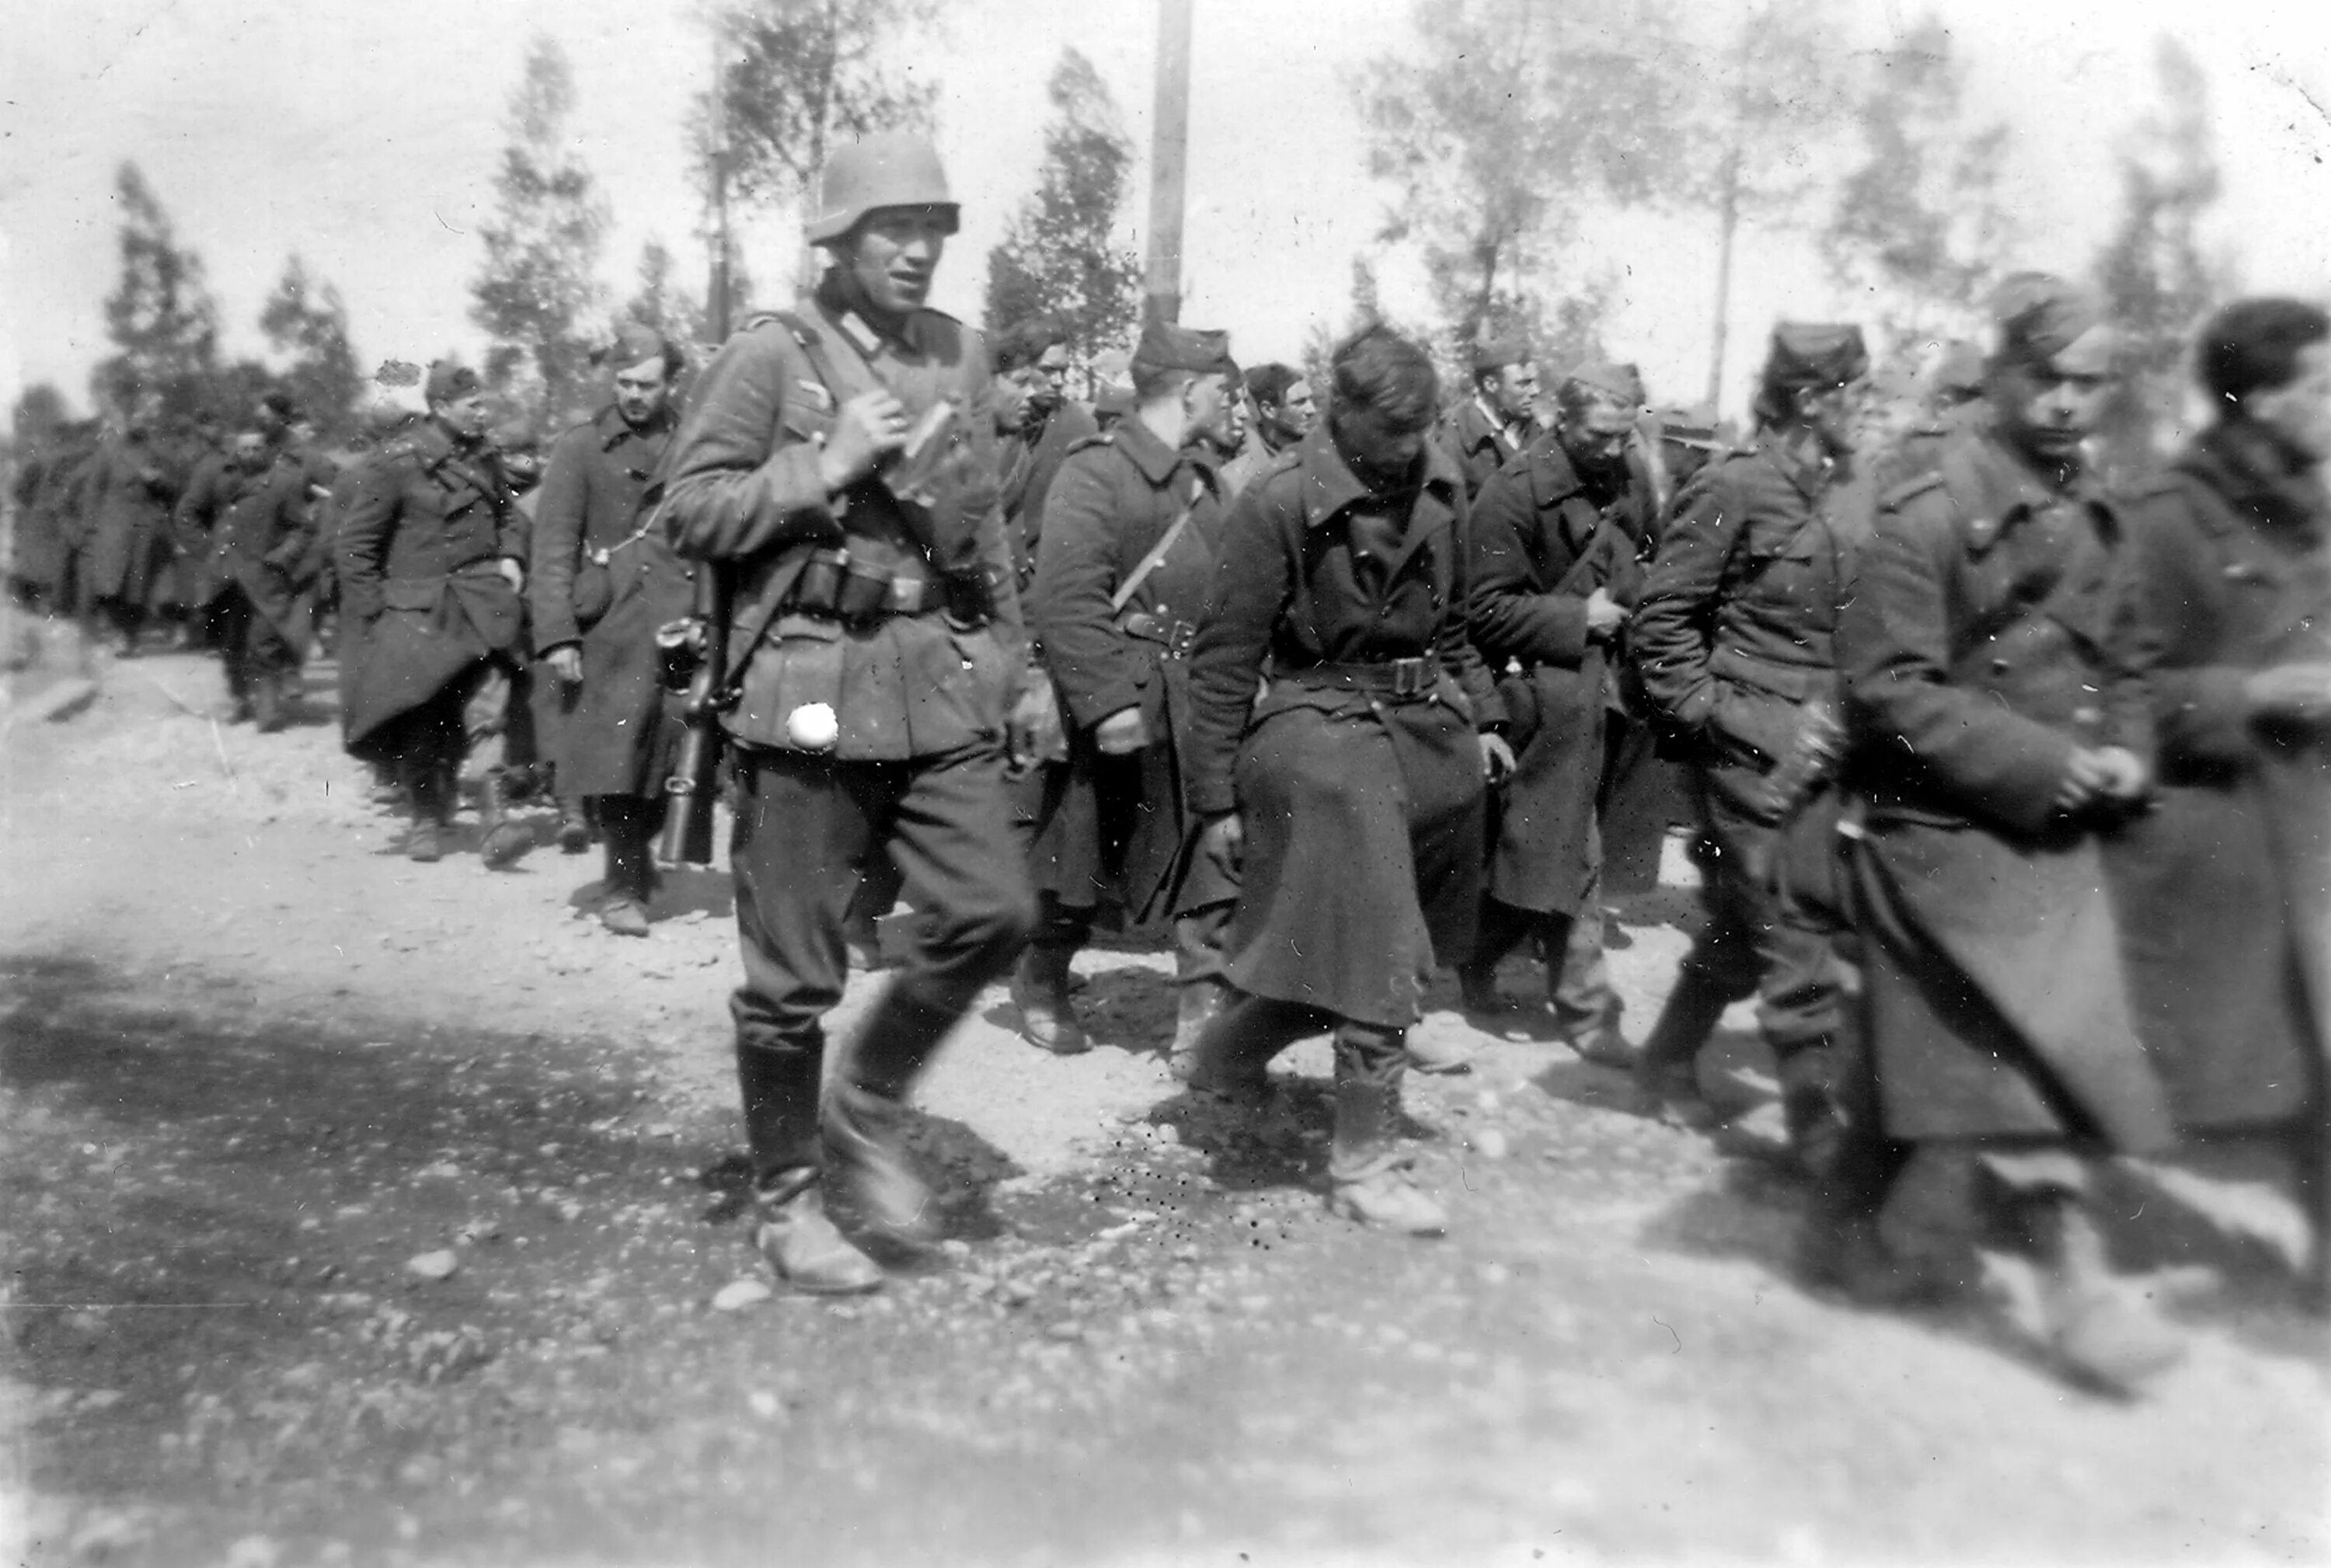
729 612 845 751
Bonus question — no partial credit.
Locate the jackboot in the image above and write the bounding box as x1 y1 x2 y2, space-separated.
598 799 658 936
1323 1026 1444 1235
477 767 533 870
2012 1186 2186 1396
821 983 960 1247
1631 967 1733 1131
552 796 592 855
1775 1040 1844 1181
751 1168 883 1295
1010 943 1088 1055
1166 976 1228 1081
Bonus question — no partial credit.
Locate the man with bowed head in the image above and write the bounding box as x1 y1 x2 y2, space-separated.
659 132 1037 1296
1175 322 1515 1236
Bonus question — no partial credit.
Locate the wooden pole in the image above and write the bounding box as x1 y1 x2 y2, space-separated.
1144 0 1193 326
708 30 733 343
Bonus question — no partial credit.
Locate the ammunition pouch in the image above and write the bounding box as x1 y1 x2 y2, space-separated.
1117 610 1197 660
656 616 709 694
782 547 997 628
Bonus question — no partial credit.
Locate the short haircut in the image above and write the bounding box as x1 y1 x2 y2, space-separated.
2197 298 2331 407
1245 363 1301 411
1330 324 1438 434
993 315 1070 375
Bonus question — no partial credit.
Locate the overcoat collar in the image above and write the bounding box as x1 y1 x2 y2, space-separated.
1113 414 1186 488
1297 423 1460 581
2179 420 2329 546
596 404 674 452
1949 424 2114 557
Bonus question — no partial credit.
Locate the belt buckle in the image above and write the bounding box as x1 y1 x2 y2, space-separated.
1391 657 1430 697
1168 619 1196 659
888 575 926 615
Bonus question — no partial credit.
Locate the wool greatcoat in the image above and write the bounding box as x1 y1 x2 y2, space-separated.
529 403 692 799
1001 399 1101 591
79 427 176 609
1028 417 1225 922
1838 429 2173 1152
335 420 525 760
1185 427 1504 1028
196 452 317 647
2109 420 2331 1132
1469 434 1637 917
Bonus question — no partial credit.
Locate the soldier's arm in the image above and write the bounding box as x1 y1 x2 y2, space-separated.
1466 462 1590 667
1631 469 1738 737
528 428 593 652
1184 488 1294 817
1029 455 1141 730
263 469 318 575
2123 487 2257 771
660 326 845 563
334 459 399 623
170 462 216 537
1840 497 2081 835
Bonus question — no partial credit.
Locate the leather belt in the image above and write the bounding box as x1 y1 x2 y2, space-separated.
1281 656 1439 699
1117 610 1196 658
783 547 991 624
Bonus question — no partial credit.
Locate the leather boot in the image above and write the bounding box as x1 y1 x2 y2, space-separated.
822 1084 939 1247
2012 1187 2185 1396
1010 943 1088 1055
598 801 655 936
1166 976 1228 1081
1776 1041 1844 1181
751 1169 883 1295
402 761 448 862
1323 1033 1444 1236
1631 967 1733 1130
476 767 531 869
553 796 592 854
821 983 959 1247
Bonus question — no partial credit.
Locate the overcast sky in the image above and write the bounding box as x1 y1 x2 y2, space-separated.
4 0 2328 423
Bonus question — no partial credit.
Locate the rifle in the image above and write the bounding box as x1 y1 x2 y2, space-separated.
657 563 735 866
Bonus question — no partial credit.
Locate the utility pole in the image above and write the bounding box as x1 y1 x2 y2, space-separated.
1143 0 1193 326
707 28 733 343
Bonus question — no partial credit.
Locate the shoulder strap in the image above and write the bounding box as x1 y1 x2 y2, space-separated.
1110 474 1207 614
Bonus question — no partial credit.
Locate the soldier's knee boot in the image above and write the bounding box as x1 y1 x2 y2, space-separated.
1325 1024 1444 1236
1775 1038 1845 1180
821 982 958 1247
751 1168 883 1296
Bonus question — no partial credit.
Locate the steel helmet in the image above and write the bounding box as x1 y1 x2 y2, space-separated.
807 133 960 245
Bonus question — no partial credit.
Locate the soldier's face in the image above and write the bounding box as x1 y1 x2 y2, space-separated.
1561 386 1638 468
1333 404 1429 485
1276 379 1316 438
434 392 491 442
2248 340 2331 465
611 356 673 428
843 208 949 319
1484 364 1536 420
1800 382 1864 459
1184 372 1234 448
232 433 267 469
1992 327 2117 465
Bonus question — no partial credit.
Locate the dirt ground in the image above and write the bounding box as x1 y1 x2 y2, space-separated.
2 630 2326 1567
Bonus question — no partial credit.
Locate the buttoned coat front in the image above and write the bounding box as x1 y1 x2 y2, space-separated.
2109 423 2329 1131
529 405 691 798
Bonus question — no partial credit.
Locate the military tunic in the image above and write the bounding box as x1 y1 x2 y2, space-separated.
1185 427 1503 1027
79 429 176 612
335 420 524 759
1027 417 1224 922
529 404 690 799
1001 400 1101 589
1633 435 1859 1052
1839 430 2172 1151
2110 422 2329 1132
199 455 316 643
